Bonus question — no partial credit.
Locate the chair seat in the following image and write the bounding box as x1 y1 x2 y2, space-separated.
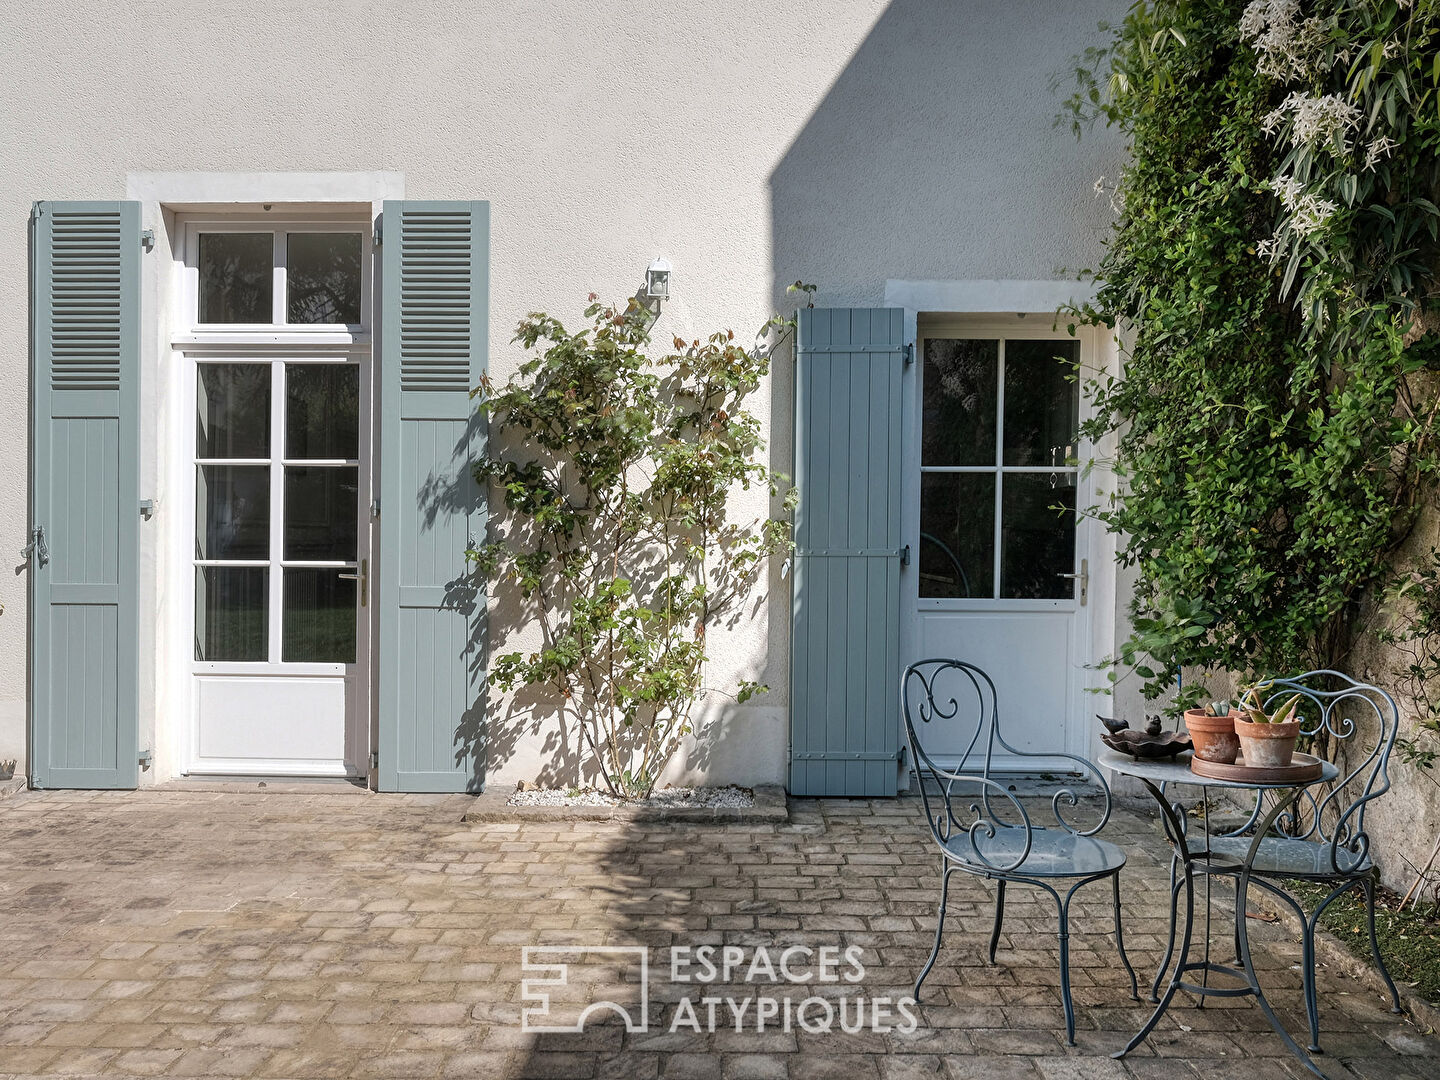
1187 836 1372 878
944 826 1127 878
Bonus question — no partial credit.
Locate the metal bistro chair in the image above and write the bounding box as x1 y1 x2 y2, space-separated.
904 659 1139 1044
1153 670 1405 1053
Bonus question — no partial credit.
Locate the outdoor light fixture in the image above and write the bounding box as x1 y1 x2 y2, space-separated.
645 257 672 301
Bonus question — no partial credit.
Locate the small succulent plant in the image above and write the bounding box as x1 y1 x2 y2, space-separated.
1238 683 1303 724
1203 700 1232 717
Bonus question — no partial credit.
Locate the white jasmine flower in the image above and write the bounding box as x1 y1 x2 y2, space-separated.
1263 92 1361 152
1268 175 1338 238
1256 236 1282 263
1364 136 1398 171
1239 0 1330 81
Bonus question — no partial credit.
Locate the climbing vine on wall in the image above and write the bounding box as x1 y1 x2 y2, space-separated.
470 297 795 799
1059 0 1440 709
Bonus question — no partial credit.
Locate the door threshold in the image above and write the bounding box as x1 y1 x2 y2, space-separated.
160 776 371 794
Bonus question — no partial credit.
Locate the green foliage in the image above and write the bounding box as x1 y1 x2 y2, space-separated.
472 296 795 800
1059 0 1440 710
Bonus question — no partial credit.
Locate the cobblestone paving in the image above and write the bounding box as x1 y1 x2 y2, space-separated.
0 789 1435 1079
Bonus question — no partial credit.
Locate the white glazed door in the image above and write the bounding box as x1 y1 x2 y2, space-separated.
180 221 372 777
908 324 1091 769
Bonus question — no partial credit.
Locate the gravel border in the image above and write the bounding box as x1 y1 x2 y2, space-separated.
465 783 787 823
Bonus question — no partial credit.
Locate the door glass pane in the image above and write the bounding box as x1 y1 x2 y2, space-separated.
922 339 998 466
282 569 356 662
287 233 363 324
1003 340 1080 467
286 364 359 460
196 364 271 458
198 233 272 323
920 473 994 598
196 465 270 559
284 466 358 559
195 566 268 660
1000 474 1077 599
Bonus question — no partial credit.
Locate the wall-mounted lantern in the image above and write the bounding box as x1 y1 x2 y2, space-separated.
645 257 672 302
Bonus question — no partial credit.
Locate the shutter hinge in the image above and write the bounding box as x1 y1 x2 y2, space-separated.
140 229 155 253
368 750 379 770
902 342 914 367
138 749 153 770
373 219 382 247
370 498 381 517
900 544 911 567
139 499 155 520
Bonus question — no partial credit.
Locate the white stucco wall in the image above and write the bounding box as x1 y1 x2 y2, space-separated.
0 0 1128 786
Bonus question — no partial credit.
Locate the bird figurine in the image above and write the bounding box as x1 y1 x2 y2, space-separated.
1145 715 1163 737
1097 715 1129 735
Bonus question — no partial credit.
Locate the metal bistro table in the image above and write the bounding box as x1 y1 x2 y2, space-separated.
1099 748 1341 1079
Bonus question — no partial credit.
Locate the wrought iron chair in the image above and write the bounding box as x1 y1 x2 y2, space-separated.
903 659 1139 1045
1153 670 1404 1053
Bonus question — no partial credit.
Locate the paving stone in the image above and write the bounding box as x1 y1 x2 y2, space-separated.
0 791 1434 1080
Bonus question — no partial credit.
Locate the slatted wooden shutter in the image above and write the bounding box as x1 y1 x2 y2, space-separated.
378 201 489 792
29 201 142 789
790 308 907 796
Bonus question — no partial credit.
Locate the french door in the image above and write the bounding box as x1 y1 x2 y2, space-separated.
178 217 373 777
906 321 1092 767
187 356 371 775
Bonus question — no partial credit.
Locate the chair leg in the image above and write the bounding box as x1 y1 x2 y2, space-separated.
1056 894 1075 1047
1300 911 1321 1054
988 879 1006 965
1364 877 1404 1014
1152 858 1182 1003
1233 874 1244 963
1111 872 1139 1001
914 862 955 1002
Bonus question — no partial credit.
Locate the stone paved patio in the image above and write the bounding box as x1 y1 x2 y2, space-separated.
0 789 1435 1079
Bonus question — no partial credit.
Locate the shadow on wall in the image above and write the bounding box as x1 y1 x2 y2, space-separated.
769 0 1124 316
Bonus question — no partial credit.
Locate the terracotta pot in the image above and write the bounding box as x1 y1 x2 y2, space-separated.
1234 717 1301 768
1183 709 1239 764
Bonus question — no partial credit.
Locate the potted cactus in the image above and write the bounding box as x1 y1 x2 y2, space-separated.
1183 699 1240 764
1233 683 1304 768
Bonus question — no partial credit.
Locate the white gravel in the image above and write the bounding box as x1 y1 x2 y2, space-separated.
507 784 754 808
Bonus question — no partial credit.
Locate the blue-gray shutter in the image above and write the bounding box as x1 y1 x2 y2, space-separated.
378 201 489 793
28 201 142 789
790 308 906 796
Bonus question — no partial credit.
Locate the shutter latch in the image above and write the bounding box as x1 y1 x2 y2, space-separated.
140 229 155 253
139 499 155 520
22 526 48 568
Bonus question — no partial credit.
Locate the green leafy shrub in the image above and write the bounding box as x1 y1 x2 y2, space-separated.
471 297 794 799
1059 0 1440 709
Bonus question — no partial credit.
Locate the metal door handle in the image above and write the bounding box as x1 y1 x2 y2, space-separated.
337 560 368 607
1057 558 1088 606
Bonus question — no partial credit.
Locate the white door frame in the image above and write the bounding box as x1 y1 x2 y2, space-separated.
896 307 1111 771
168 213 376 778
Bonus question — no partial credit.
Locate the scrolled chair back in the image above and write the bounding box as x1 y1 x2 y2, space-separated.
1250 670 1399 875
901 659 1114 874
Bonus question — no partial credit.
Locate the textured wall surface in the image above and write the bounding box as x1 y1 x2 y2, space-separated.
0 0 1127 786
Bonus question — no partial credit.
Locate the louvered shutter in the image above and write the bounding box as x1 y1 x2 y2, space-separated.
790 308 907 796
28 201 142 789
378 201 489 792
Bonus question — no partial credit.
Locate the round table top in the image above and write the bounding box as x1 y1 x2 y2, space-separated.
1098 748 1339 790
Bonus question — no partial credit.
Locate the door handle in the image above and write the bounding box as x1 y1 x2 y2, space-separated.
1057 558 1088 606
338 560 368 607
